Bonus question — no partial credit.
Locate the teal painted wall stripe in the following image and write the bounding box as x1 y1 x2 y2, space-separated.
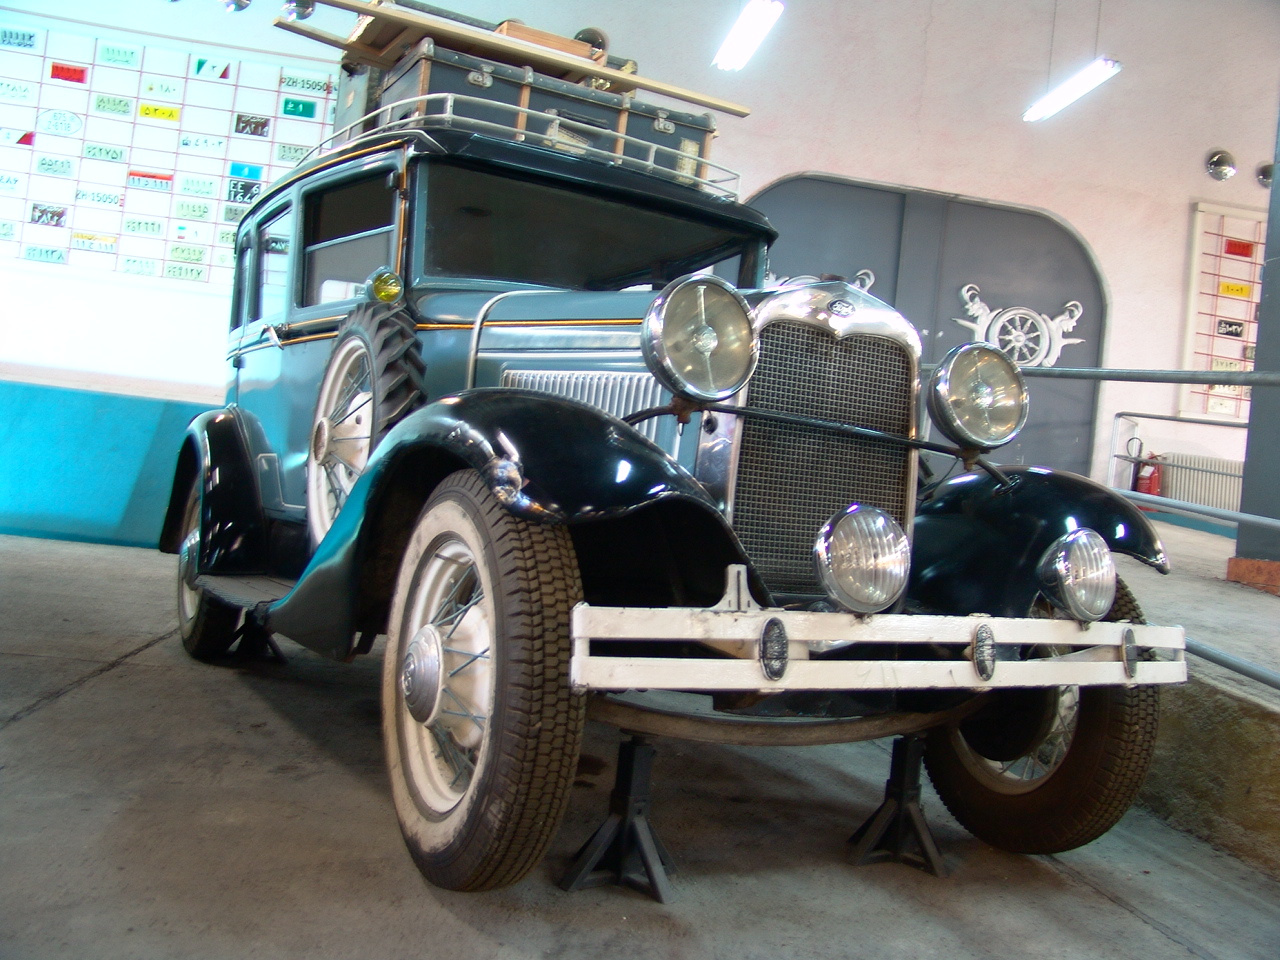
0 381 214 548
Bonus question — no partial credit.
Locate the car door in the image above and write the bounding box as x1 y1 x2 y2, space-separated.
232 153 405 539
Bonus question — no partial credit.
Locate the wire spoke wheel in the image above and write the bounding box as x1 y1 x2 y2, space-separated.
175 481 239 660
989 309 1050 366
382 470 584 891
306 303 426 546
309 336 374 533
402 538 494 812
924 577 1161 853
951 681 1078 794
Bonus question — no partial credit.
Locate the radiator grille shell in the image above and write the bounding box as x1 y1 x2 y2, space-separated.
732 323 916 597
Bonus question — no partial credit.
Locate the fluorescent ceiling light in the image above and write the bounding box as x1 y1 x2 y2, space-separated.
713 0 784 71
1023 57 1121 122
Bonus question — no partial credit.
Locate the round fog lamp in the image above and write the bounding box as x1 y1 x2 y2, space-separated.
1037 528 1116 622
642 274 758 402
813 504 910 614
927 342 1029 449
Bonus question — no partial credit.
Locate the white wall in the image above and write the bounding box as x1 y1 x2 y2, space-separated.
2 0 1276 475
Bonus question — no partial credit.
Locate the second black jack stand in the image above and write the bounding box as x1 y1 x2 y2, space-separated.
848 734 949 877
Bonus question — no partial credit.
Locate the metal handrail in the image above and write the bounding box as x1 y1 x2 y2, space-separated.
1021 366 1280 386
1185 639 1280 691
1016 363 1279 691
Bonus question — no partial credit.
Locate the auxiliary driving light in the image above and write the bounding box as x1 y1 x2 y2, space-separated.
1037 528 1117 622
813 504 911 614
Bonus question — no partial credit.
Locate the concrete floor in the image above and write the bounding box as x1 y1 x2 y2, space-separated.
2 533 1278 960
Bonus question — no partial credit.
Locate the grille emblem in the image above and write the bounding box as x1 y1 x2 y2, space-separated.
760 617 788 681
828 298 855 317
972 623 997 681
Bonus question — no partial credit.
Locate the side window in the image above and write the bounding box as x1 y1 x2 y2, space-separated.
230 238 253 330
302 174 397 305
258 207 295 320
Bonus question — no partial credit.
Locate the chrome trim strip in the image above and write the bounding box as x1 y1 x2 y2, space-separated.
748 280 923 358
465 290 562 389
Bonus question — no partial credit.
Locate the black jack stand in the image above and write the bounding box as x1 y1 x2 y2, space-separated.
230 616 287 664
848 734 948 877
559 735 676 903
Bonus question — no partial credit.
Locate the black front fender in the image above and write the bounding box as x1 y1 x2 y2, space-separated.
266 389 744 658
374 388 723 522
909 466 1169 618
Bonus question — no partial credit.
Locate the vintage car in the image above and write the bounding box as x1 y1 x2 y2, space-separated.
159 13 1185 893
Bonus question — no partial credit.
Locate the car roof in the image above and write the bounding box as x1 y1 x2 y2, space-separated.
244 128 777 242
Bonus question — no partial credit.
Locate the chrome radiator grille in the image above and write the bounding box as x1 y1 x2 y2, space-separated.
501 370 668 444
732 323 916 597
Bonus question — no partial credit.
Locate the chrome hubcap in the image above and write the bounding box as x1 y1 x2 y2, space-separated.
401 624 444 725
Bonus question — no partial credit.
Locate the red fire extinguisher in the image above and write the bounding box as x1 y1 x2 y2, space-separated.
1131 446 1162 511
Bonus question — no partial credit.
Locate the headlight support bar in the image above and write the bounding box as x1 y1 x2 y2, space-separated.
623 402 1012 486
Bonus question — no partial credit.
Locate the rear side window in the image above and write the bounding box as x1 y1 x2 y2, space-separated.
302 174 397 305
259 207 294 319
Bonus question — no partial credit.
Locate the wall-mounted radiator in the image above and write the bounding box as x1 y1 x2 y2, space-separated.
1159 453 1243 513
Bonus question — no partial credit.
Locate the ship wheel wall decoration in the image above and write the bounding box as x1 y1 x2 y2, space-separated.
953 283 1085 367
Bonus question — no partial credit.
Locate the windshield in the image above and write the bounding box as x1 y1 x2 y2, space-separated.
420 161 765 290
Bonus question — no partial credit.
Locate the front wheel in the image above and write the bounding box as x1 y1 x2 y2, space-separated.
381 470 585 891
923 578 1160 853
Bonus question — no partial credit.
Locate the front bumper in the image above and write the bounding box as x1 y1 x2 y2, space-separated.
570 566 1186 694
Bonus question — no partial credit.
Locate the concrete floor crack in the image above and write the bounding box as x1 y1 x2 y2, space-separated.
1045 854 1221 960
0 628 179 733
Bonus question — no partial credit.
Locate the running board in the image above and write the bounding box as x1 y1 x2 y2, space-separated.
195 574 295 609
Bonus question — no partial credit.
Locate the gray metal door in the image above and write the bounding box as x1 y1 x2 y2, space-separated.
751 175 1104 476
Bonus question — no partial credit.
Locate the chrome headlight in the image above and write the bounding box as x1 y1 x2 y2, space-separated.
927 342 1029 449
1037 528 1116 622
642 274 757 402
813 504 910 614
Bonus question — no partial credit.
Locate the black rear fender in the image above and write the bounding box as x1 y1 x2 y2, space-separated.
158 408 267 575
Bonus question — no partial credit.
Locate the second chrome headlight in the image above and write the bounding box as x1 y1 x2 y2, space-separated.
927 342 1029 449
642 274 757 402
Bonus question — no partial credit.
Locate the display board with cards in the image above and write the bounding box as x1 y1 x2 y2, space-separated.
1182 202 1266 421
0 21 337 288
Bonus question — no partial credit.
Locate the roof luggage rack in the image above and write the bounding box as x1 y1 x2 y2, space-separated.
276 1 749 197
305 93 743 199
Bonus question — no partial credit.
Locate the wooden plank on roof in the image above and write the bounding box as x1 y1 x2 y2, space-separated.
306 0 751 117
271 18 400 68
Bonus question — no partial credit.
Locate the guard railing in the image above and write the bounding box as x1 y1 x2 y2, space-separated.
1017 364 1280 692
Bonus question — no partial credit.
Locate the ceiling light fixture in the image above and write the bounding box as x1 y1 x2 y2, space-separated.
224 0 251 11
1023 56 1121 122
282 0 314 20
712 0 784 71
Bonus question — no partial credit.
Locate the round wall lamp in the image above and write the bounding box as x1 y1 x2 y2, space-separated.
1257 163 1273 188
1206 150 1237 181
